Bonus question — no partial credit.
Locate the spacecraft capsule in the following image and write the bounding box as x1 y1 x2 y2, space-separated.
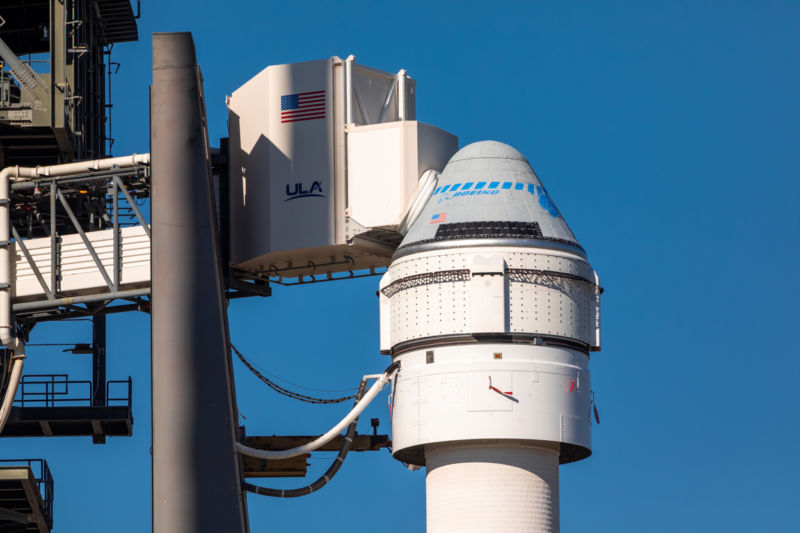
379 141 601 533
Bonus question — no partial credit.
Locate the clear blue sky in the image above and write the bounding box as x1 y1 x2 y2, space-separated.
6 1 799 531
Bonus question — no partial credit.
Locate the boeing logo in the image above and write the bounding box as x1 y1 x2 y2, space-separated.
433 180 560 218
285 181 325 201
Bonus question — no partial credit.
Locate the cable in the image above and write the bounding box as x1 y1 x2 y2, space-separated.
239 351 358 394
235 361 399 461
24 343 81 347
232 344 357 404
243 379 368 498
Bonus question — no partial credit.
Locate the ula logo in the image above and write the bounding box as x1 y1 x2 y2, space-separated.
285 181 325 201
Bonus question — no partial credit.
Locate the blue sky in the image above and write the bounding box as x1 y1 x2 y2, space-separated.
5 1 799 531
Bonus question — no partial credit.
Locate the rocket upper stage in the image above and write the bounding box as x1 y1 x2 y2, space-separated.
396 141 585 259
380 139 602 472
380 140 602 532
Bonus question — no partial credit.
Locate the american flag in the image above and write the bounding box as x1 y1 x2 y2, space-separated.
281 90 326 123
430 213 447 224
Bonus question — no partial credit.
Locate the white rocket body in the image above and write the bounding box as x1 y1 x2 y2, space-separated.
379 141 601 532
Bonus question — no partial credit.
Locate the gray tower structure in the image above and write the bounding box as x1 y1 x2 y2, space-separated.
150 32 249 533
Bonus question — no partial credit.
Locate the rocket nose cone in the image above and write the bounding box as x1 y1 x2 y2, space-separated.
447 140 528 163
396 141 585 258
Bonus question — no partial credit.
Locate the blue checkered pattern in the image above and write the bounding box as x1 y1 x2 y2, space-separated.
281 94 299 110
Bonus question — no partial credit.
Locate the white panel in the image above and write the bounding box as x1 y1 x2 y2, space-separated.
382 246 598 347
228 58 336 266
509 279 588 340
227 66 270 266
13 226 150 300
389 279 471 343
346 121 458 230
391 374 420 447
264 59 335 253
390 344 591 455
346 123 405 228
469 254 506 333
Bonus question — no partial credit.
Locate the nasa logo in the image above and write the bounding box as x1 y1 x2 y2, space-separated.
536 185 560 218
285 181 325 201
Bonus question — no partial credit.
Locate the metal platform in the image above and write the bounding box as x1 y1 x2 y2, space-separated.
0 129 63 168
0 1 51 55
241 434 390 478
1 375 132 443
0 459 53 533
95 0 139 43
0 0 138 54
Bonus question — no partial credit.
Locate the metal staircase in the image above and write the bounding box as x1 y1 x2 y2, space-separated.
0 459 53 533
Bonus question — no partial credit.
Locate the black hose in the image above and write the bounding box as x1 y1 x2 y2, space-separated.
232 344 357 404
243 378 369 498
0 348 10 398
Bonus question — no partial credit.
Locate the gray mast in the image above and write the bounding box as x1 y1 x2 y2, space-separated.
150 32 248 533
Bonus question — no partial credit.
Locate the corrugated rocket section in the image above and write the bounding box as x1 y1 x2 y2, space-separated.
379 141 602 533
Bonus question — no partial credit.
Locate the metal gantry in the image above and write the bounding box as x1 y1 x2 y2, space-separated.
10 164 151 324
1 163 149 445
0 3 144 531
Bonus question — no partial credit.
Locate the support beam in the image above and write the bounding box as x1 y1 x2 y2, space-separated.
240 434 391 478
150 33 248 533
91 313 106 442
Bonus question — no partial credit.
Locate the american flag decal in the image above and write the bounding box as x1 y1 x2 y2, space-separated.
281 90 326 123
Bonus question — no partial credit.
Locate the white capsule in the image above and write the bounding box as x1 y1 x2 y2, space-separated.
379 141 602 533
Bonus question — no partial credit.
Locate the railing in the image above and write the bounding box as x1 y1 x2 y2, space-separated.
106 378 132 407
13 374 132 408
0 458 54 529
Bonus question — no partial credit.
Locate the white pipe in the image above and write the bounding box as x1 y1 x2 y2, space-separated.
0 164 28 435
345 55 354 125
0 153 150 436
235 367 398 460
7 153 150 181
0 355 23 433
397 69 407 120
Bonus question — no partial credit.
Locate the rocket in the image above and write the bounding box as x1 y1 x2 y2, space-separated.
379 141 602 533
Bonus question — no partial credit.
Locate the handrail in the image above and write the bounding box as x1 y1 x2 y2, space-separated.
13 373 132 408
